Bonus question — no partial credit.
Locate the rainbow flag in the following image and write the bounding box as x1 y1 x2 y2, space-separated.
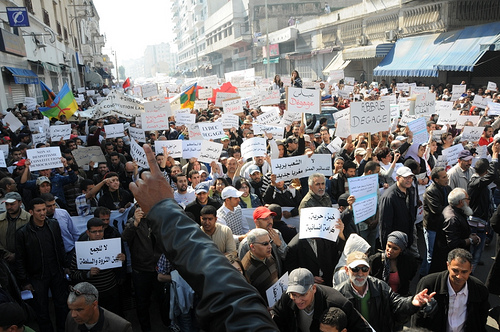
40 83 78 119
180 83 197 109
40 81 56 107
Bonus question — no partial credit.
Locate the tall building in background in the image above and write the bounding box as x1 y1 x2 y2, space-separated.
144 42 178 77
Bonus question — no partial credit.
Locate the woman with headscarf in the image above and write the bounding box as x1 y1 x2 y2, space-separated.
332 233 370 286
369 231 417 296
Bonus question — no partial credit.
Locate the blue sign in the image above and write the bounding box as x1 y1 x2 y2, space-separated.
6 7 30 27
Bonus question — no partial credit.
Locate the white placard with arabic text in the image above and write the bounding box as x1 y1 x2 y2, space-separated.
75 238 122 270
299 207 340 242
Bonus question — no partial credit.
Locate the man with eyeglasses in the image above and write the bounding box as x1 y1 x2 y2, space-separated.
69 218 125 315
379 166 417 248
241 228 278 300
335 252 435 332
239 206 288 276
272 268 372 332
66 281 132 332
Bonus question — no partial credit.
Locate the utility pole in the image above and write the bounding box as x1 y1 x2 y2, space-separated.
265 0 270 79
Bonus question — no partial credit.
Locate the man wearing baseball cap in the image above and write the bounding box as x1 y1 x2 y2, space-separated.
238 206 288 276
271 267 371 331
185 183 221 225
379 166 417 248
447 149 475 190
0 192 30 271
335 252 435 332
216 186 248 244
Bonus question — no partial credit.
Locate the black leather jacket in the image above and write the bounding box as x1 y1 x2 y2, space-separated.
15 217 67 286
147 198 278 331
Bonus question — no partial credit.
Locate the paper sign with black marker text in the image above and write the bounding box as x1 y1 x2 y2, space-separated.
299 207 340 242
75 238 122 270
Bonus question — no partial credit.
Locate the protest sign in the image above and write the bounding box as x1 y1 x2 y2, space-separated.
222 98 243 114
327 137 343 153
31 133 46 147
256 109 280 125
215 92 238 107
0 151 6 168
266 273 288 307
350 100 390 134
141 110 170 131
399 112 418 127
456 115 480 128
104 124 124 139
198 88 213 100
141 83 158 98
176 108 192 114
86 90 96 96
260 90 281 106
286 87 320 114
299 207 340 242
220 113 240 129
398 98 412 112
461 126 484 142
175 113 196 126
413 93 435 116
143 99 172 116
71 146 106 166
435 101 454 112
442 144 464 166
451 85 466 101
390 105 400 119
307 154 333 177
77 87 86 94
344 77 355 86
194 100 208 111
408 117 429 145
198 141 223 163
472 95 488 109
28 119 45 133
487 81 497 91
198 122 225 140
252 124 285 140
24 97 37 111
0 145 9 159
396 83 409 92
411 86 429 94
333 108 350 122
348 174 378 223
154 140 183 158
488 101 500 116
335 118 351 138
271 155 308 182
75 238 122 270
238 87 256 99
329 70 344 81
188 123 203 140
130 139 148 168
241 137 267 160
50 124 71 141
128 127 146 143
2 112 23 132
436 111 457 126
182 140 203 159
280 111 301 127
26 147 63 171
94 90 144 119
432 129 446 141
198 75 218 88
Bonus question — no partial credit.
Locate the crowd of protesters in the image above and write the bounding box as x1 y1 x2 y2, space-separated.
0 73 499 332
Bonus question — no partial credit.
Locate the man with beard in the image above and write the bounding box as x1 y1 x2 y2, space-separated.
173 174 195 208
430 188 480 273
335 251 435 332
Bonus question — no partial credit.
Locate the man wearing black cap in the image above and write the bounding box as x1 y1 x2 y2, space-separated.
272 267 371 332
0 302 35 332
185 183 222 225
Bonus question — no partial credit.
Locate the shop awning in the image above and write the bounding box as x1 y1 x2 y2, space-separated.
322 52 351 75
3 66 39 84
374 21 500 77
342 43 394 60
84 71 103 85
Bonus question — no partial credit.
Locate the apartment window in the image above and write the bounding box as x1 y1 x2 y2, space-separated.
228 27 232 35
74 36 78 49
43 9 50 26
24 0 35 14
63 27 68 41
56 21 62 36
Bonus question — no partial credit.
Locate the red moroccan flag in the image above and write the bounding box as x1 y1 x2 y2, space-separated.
122 77 130 89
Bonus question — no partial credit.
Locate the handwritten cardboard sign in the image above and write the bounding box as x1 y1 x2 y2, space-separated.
198 122 225 140
399 112 418 127
241 137 267 160
436 111 457 126
188 123 203 140
2 112 23 132
50 124 71 141
222 98 244 115
286 87 320 114
256 109 280 125
128 127 146 143
219 113 240 129
442 144 464 166
412 93 435 116
271 155 308 182
141 83 159 98
460 126 484 142
104 124 124 139
335 118 351 138
329 70 344 81
348 174 378 223
26 147 63 171
299 207 340 242
141 110 170 131
215 92 238 107
350 100 390 134
198 75 218 88
252 124 285 140
266 272 288 307
487 81 497 91
0 151 6 168
435 101 454 112
488 101 500 116
260 90 281 106
31 133 47 147
307 154 333 177
472 95 488 109
75 238 122 270
456 115 480 128
176 113 196 126
280 111 301 127
197 88 213 100
154 140 183 158
182 140 203 159
194 100 208 111
198 141 223 163
28 119 45 133
130 139 148 168
451 85 466 101
144 99 172 116
71 146 106 166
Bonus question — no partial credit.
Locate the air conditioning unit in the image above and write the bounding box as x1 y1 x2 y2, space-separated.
357 35 368 46
385 30 396 42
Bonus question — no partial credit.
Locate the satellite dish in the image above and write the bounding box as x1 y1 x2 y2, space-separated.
44 27 56 44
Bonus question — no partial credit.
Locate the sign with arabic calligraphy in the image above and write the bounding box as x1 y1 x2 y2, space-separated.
154 140 183 158
241 137 267 160
182 140 203 159
198 140 223 163
347 174 379 223
266 272 288 307
286 87 320 114
299 207 340 242
271 155 308 182
104 124 125 138
75 238 122 270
